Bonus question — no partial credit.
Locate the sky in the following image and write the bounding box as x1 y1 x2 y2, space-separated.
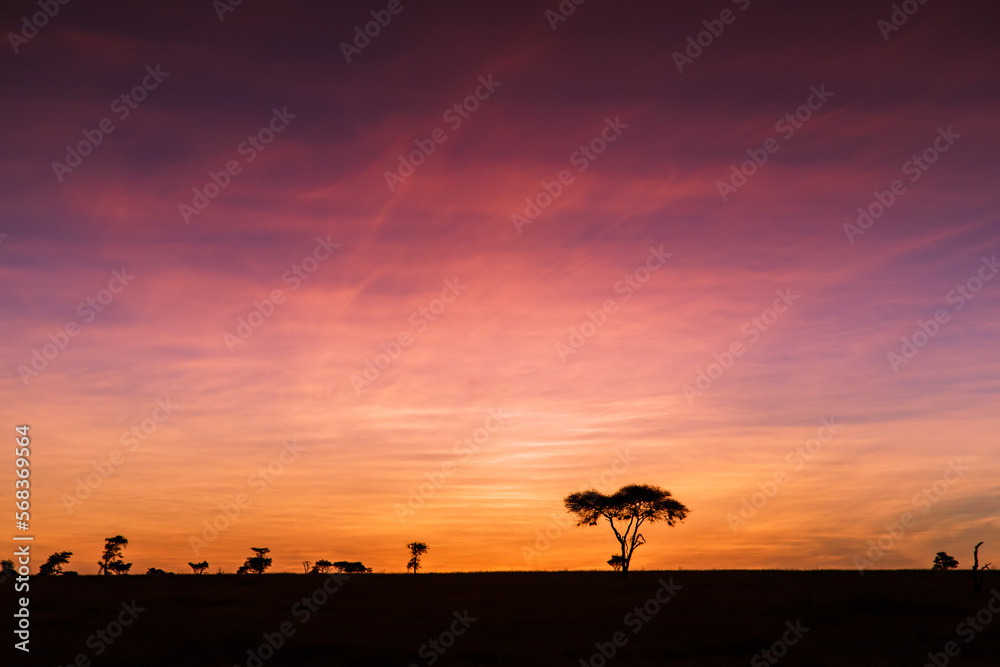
1 0 998 575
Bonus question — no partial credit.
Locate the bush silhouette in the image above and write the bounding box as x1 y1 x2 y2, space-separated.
107 561 132 575
188 561 209 575
310 559 333 574
333 561 371 574
932 552 958 570
0 559 14 583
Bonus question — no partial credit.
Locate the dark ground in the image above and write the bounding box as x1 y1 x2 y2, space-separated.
3 570 999 666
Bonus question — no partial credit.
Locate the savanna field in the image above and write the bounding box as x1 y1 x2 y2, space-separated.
5 571 999 666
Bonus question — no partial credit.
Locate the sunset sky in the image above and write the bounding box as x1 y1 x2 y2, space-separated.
2 0 998 575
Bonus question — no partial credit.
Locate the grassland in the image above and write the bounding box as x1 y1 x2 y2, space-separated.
5 570 999 666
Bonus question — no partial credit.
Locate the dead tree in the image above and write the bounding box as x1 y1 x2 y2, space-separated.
972 542 992 593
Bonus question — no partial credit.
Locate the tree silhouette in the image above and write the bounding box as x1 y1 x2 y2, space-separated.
607 555 626 572
145 567 169 575
108 561 133 575
188 561 209 575
310 559 333 574
932 552 959 570
38 551 73 575
0 559 17 584
565 484 689 576
406 542 428 574
236 547 272 574
98 536 131 575
333 560 372 574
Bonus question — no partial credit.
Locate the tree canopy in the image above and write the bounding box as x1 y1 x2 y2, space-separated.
98 536 131 575
333 561 372 574
406 542 428 574
565 484 689 576
310 559 333 574
237 547 272 574
932 551 958 570
38 551 73 575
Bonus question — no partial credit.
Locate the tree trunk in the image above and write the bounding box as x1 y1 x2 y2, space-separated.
973 542 986 593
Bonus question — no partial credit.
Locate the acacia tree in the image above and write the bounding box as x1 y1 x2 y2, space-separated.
333 561 372 574
932 552 958 570
108 561 133 575
38 551 73 575
565 484 689 577
188 561 209 575
236 547 272 574
310 559 333 574
607 555 626 572
98 536 131 575
406 542 428 574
